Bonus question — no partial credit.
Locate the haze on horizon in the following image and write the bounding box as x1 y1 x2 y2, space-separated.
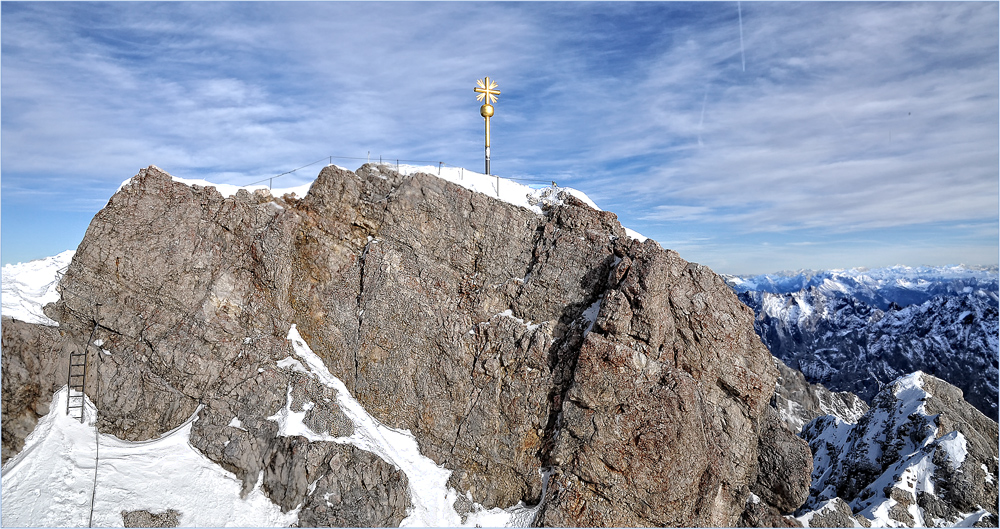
2 2 997 275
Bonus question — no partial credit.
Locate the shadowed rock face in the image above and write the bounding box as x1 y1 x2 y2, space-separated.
4 164 812 526
1 318 68 462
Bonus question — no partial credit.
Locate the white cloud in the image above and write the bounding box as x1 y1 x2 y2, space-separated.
1 2 996 271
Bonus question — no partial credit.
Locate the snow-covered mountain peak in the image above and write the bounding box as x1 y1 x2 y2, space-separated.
725 265 998 310
798 372 997 528
731 263 998 421
1 250 75 326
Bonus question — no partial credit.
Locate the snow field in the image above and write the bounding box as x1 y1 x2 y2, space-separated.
1 250 74 326
1 388 296 527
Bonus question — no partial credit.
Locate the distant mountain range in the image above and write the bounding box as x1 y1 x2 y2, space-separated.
727 265 998 310
725 265 999 421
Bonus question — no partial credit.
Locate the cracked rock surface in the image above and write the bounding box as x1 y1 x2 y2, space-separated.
4 164 811 526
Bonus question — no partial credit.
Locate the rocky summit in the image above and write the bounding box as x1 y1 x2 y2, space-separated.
2 164 813 526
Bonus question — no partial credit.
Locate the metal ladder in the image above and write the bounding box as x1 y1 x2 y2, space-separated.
66 324 96 422
67 303 101 423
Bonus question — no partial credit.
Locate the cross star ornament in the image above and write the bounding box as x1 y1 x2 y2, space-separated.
474 77 500 175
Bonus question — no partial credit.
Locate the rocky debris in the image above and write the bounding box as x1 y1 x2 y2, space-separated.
737 284 999 421
771 356 868 434
5 164 812 525
283 443 410 527
737 493 803 527
1 317 70 463
797 372 998 527
122 509 180 528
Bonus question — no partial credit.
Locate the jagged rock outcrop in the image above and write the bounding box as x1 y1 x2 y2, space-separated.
4 164 812 525
1 317 71 463
797 372 998 527
771 356 869 434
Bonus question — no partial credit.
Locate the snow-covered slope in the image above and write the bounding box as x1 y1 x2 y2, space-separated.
727 266 999 421
2 250 75 326
796 372 998 527
1 327 545 527
1 388 297 527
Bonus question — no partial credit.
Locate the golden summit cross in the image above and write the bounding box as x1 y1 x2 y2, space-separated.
474 77 500 104
474 77 500 175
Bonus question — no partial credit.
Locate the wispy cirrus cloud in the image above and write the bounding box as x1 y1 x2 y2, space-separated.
1 2 996 272
603 3 998 234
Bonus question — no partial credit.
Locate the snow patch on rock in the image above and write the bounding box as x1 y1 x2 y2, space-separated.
279 324 544 527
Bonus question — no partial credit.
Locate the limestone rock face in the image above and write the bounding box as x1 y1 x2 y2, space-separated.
537 241 809 526
1 317 69 463
6 164 812 525
754 406 813 514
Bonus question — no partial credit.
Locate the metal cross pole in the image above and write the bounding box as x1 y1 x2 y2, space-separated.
474 76 500 175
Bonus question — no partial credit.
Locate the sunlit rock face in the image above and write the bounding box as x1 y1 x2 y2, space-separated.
4 164 812 526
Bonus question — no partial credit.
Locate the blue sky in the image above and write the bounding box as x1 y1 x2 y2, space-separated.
2 2 997 274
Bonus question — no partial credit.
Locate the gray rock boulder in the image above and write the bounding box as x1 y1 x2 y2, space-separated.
121 509 180 528
754 406 813 513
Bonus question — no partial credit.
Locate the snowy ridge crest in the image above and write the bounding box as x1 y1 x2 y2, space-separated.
798 372 998 528
1 250 75 326
116 163 649 241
